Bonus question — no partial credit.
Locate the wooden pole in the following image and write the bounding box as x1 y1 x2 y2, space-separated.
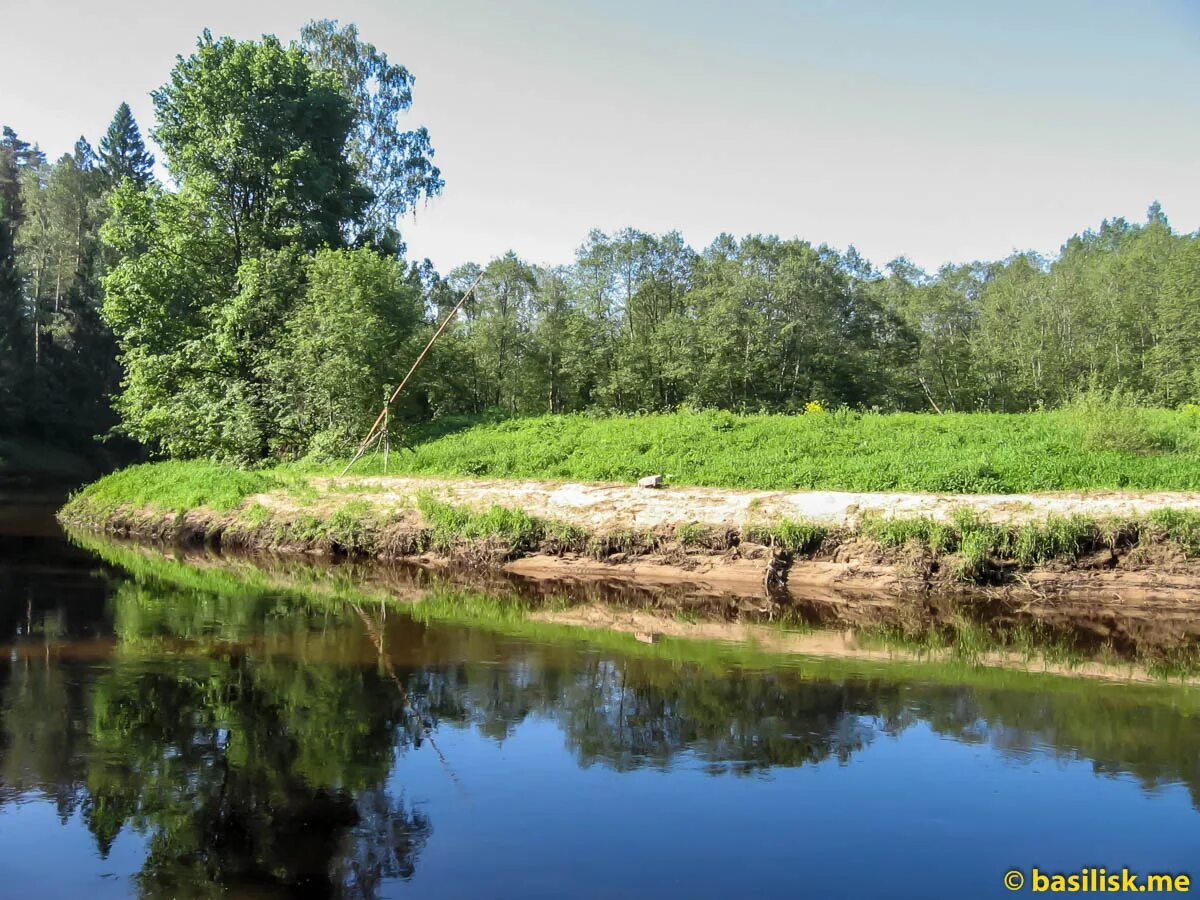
341 272 484 476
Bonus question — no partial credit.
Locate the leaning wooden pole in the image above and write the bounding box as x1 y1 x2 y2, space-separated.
341 272 484 476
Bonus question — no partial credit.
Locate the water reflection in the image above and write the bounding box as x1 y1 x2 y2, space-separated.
1 532 1199 897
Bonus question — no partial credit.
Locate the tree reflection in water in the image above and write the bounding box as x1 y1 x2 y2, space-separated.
2 563 1200 897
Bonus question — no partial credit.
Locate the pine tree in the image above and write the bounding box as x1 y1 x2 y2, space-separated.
1 126 33 225
98 103 154 187
0 197 27 416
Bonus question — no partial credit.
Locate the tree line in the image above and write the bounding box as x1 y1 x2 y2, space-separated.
1 21 1197 464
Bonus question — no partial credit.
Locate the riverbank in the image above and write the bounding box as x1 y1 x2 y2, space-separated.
59 463 1200 601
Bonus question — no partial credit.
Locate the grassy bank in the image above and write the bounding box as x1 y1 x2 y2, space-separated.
62 408 1200 512
56 407 1200 588
307 406 1200 492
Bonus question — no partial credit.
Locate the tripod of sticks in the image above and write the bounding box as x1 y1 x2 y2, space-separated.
341 272 484 476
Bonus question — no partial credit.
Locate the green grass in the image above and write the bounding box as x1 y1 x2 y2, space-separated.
852 509 1106 581
61 408 1200 525
415 493 589 556
416 492 544 554
1148 508 1200 557
305 407 1200 493
745 520 828 553
324 500 378 550
63 460 280 515
56 409 1200 576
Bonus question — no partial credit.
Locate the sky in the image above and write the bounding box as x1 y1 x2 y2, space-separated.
2 0 1198 274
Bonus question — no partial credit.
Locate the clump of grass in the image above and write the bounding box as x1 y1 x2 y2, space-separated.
286 513 328 543
541 518 589 553
852 509 1111 582
954 529 994 581
1149 509 1200 557
673 523 737 551
860 514 952 553
325 500 377 551
585 528 658 559
745 519 828 554
1012 515 1094 566
1063 388 1178 454
239 503 273 530
416 493 544 555
676 522 708 547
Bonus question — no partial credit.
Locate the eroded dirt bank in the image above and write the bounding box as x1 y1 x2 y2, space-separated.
60 474 1200 607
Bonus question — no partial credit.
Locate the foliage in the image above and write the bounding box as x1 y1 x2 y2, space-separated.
299 18 443 252
6 22 1200 478
268 248 424 457
0 124 122 457
1148 509 1200 558
96 28 435 461
151 30 366 263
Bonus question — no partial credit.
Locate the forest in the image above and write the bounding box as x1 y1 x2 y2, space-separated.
2 21 1199 468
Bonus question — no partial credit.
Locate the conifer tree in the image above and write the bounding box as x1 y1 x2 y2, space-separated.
98 103 155 187
1 126 32 225
0 195 26 417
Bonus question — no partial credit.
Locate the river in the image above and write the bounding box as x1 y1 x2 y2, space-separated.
1 493 1197 898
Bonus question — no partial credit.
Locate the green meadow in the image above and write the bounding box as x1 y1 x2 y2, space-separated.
63 407 1200 522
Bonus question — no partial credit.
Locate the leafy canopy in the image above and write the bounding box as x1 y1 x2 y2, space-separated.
151 30 367 264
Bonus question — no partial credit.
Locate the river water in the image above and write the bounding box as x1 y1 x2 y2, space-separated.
1 496 1198 898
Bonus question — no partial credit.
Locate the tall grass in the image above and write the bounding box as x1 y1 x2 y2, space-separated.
64 460 280 514
416 492 547 554
310 407 1200 493
1148 509 1200 557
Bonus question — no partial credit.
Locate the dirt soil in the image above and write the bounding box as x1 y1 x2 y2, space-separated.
311 475 1200 530
75 475 1200 608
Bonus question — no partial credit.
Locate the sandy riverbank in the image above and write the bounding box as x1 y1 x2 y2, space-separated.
59 474 1200 604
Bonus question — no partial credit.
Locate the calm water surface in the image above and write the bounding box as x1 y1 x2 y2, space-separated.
1 498 1198 898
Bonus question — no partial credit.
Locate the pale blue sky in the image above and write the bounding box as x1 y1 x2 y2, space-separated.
2 0 1197 272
